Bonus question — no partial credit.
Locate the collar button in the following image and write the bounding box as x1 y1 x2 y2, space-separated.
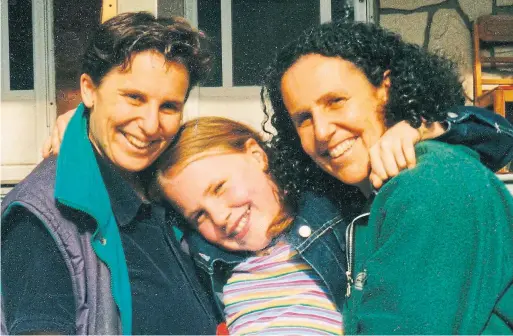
298 225 312 238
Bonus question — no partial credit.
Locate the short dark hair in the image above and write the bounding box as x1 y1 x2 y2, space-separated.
260 20 465 203
82 11 211 96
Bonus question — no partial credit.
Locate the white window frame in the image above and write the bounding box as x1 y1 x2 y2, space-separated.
184 0 371 97
1 0 56 106
1 0 56 183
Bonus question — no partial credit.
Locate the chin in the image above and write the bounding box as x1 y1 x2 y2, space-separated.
251 240 274 252
118 162 149 173
333 167 369 187
116 155 157 173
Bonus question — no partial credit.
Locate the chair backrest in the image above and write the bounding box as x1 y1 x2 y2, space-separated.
473 15 513 98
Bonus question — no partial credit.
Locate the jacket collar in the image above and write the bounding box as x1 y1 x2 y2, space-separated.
95 151 145 228
54 103 133 334
286 191 359 247
186 191 358 267
54 103 113 233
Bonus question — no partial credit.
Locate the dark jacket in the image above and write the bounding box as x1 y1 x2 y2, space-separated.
185 190 360 314
2 105 130 334
439 105 513 171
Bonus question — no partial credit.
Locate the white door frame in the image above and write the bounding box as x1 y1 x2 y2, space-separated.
1 0 56 184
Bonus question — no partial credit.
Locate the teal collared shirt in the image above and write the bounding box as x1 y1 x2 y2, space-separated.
55 103 132 335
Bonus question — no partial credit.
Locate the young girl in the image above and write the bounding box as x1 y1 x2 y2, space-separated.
153 116 362 335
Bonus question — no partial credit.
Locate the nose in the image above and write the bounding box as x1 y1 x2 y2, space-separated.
312 109 335 144
205 201 231 229
140 104 160 137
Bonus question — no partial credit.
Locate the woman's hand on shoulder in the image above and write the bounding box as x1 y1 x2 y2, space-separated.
42 108 76 158
369 120 446 189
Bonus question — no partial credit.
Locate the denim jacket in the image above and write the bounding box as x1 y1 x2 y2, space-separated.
184 105 513 318
185 191 360 315
439 105 513 171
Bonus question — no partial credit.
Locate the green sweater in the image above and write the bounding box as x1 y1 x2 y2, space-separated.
343 141 513 334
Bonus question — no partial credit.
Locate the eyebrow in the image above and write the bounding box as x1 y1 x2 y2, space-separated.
162 100 184 110
204 183 215 196
316 92 344 105
290 110 310 124
119 88 145 96
119 89 185 107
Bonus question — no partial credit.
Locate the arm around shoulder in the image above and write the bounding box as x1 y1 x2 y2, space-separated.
437 106 513 172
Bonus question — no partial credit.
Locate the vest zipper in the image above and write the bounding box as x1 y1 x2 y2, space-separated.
345 212 370 298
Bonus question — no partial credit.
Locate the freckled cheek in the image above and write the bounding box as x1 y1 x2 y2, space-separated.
250 180 279 210
223 186 250 206
197 225 219 243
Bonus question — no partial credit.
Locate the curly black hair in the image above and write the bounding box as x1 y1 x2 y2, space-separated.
261 20 465 205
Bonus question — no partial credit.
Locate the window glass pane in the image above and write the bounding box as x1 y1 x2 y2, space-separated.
331 0 354 21
53 0 101 115
8 0 34 90
232 0 319 86
198 0 222 87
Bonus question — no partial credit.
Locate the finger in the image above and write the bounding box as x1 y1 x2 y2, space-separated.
42 136 53 158
402 138 417 169
57 119 66 142
51 126 62 155
380 142 400 178
57 109 74 141
369 145 388 181
392 141 408 171
369 172 383 190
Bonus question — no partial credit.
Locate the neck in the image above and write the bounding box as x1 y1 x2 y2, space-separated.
90 139 149 200
357 178 373 199
117 168 148 200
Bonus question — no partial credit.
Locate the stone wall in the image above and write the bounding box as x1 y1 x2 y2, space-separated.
378 0 513 101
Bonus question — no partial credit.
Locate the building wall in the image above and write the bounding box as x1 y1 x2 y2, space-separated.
378 0 513 189
378 0 513 102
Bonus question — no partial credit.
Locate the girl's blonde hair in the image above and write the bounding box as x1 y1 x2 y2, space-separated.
154 116 293 237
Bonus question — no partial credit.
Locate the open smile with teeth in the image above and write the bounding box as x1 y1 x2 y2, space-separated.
329 137 357 159
124 133 159 150
228 207 251 239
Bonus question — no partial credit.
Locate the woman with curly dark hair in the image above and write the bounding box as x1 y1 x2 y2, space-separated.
262 20 512 203
262 20 513 334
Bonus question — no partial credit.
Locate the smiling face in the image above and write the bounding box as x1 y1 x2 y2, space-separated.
281 54 389 189
160 141 281 252
81 50 189 173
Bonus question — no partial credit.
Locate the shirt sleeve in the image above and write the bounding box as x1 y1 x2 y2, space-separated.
1 208 76 335
437 106 513 172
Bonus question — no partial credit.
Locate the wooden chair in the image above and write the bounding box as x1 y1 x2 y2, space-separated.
473 15 513 173
473 15 513 118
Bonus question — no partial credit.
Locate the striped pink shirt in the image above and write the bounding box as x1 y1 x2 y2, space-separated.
223 243 343 335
